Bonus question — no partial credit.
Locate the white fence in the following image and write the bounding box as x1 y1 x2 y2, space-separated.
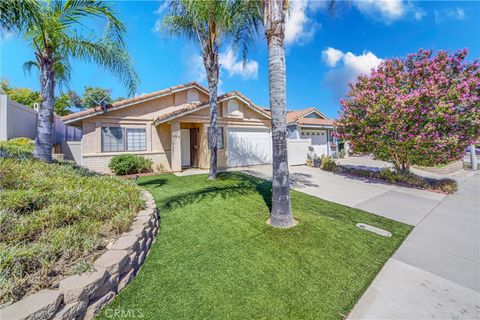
287 138 334 166
0 95 38 140
0 94 81 143
287 139 311 165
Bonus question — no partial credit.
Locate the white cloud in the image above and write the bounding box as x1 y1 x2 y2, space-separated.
285 0 323 45
321 47 382 99
187 47 258 90
220 48 258 80
354 0 426 24
413 7 427 21
322 47 344 67
434 7 466 23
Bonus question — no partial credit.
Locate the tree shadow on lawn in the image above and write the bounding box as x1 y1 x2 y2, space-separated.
137 177 168 189
151 172 273 212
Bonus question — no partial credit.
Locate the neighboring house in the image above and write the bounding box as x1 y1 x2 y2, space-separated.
286 107 337 156
62 82 273 173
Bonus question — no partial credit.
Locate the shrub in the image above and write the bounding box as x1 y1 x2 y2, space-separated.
320 155 337 172
336 166 457 194
108 154 153 175
0 138 34 159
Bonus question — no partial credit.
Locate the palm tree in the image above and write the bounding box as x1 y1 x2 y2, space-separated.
262 0 295 228
0 0 138 162
162 0 260 180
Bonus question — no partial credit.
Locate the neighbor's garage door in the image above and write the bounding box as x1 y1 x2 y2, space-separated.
227 127 272 167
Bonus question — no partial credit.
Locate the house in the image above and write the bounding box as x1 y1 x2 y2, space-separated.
62 82 273 173
286 107 337 156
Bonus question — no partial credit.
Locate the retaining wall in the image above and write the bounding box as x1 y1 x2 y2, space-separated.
1 190 158 320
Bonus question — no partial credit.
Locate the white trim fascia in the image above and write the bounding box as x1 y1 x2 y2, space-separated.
64 84 207 125
299 124 334 129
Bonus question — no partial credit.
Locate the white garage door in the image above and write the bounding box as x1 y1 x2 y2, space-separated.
227 128 272 167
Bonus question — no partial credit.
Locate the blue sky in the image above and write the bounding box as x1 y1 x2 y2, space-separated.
1 0 479 118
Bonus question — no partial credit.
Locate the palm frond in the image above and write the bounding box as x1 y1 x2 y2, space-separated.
64 35 138 96
59 0 125 43
22 60 38 75
22 57 72 90
162 0 261 67
0 0 40 34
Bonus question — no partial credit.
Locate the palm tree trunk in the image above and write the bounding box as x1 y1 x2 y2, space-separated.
33 51 55 162
264 0 295 228
204 50 219 180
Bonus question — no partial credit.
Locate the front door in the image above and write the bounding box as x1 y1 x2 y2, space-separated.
190 128 199 167
181 129 190 167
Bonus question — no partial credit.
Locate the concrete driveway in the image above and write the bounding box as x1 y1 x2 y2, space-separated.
230 159 480 319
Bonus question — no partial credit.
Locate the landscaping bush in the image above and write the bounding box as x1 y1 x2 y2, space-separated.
320 155 337 172
108 154 153 175
0 137 34 159
0 158 144 303
331 165 457 194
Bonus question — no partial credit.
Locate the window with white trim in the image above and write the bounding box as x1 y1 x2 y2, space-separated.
102 127 146 152
187 89 199 103
227 100 241 117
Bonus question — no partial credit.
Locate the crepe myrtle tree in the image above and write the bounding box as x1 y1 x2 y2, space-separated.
162 0 260 179
0 0 138 162
336 49 480 174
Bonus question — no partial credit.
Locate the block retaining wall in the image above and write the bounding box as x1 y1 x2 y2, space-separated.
1 190 159 320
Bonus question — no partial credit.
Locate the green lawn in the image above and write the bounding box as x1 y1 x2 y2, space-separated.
97 172 411 320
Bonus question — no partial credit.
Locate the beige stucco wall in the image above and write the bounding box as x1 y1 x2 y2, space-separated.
76 89 270 174
78 89 208 173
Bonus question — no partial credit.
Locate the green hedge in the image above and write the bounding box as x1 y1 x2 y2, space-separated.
108 154 153 175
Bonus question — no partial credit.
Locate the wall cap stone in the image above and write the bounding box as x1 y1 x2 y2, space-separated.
1 289 63 320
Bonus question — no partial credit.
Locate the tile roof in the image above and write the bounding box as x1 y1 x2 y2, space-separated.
296 118 334 126
286 108 334 127
286 107 317 123
153 102 206 124
62 82 208 123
